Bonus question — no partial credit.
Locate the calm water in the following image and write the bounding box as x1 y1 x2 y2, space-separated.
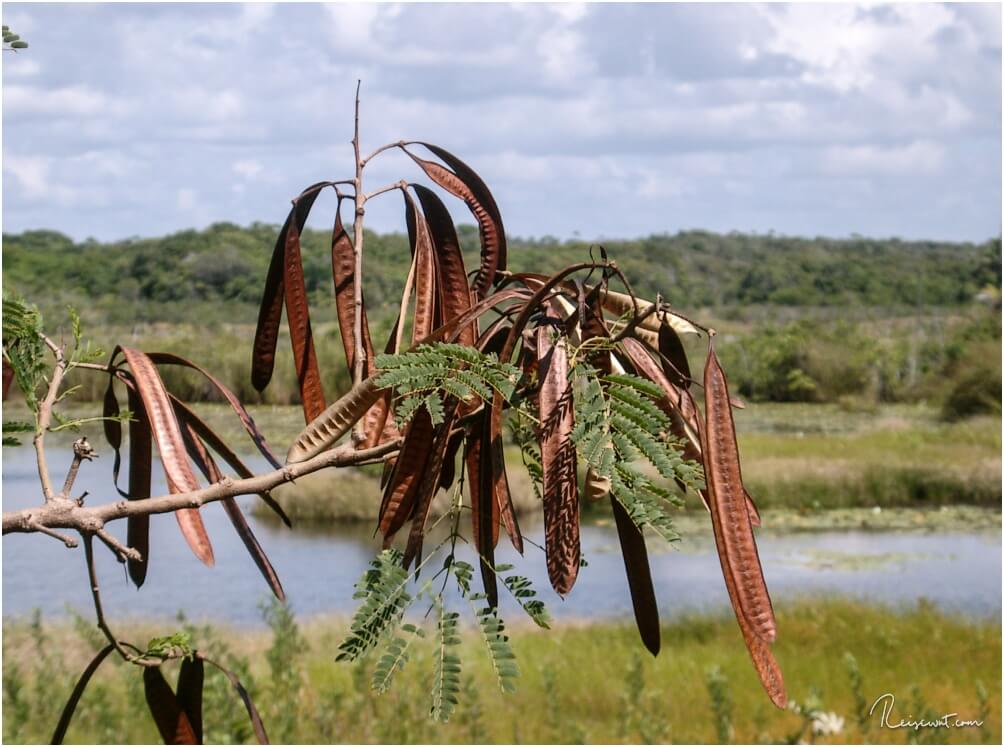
3 446 1000 626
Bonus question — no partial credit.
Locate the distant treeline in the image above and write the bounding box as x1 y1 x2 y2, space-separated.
3 224 1000 416
3 224 1000 325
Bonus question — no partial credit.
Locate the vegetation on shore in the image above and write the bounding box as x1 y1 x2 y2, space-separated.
5 225 999 321
3 599 998 744
244 402 1004 522
6 400 998 522
3 226 1000 417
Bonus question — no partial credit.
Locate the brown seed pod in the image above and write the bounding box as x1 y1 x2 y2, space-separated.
403 407 459 568
405 142 506 298
378 407 434 541
119 347 214 567
126 386 151 587
252 184 327 393
703 340 776 644
282 212 326 423
403 189 438 344
536 327 580 596
285 376 383 464
143 666 198 745
175 657 204 744
610 495 660 656
146 352 281 468
179 412 284 601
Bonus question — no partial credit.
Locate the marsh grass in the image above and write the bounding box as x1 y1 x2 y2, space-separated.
3 600 999 744
9 400 997 521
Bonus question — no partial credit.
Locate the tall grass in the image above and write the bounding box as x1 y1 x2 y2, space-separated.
4 599 999 744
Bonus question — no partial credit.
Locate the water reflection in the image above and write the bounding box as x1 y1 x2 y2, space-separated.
3 447 1000 626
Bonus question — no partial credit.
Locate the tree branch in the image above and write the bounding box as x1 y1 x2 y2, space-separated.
3 438 401 536
35 337 69 502
361 140 405 167
364 179 407 202
82 532 159 666
352 80 366 391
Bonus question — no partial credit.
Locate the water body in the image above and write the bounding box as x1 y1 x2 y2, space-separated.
3 446 1000 626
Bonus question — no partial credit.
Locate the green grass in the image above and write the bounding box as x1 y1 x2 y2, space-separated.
735 405 1000 510
256 403 999 524
3 600 999 744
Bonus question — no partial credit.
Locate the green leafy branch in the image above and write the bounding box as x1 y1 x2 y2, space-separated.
2 25 28 50
571 368 704 543
374 343 521 426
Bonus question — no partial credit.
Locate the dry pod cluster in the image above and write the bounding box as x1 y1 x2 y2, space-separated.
7 94 786 744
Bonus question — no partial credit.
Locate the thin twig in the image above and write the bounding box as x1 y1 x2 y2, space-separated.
351 80 366 387
35 336 70 502
364 179 407 202
28 519 78 548
361 140 405 167
95 528 142 563
82 532 157 666
610 302 661 344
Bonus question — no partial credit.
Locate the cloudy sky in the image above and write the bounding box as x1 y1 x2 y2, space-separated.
2 2 1001 243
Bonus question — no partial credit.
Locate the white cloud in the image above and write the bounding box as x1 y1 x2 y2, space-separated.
177 188 198 211
3 58 41 77
3 85 125 117
821 140 946 176
233 159 263 180
1 3 999 242
4 155 50 196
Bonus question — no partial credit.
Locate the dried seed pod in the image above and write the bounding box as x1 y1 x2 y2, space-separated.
119 347 213 566
378 407 434 540
600 288 701 336
126 386 151 586
405 142 506 298
404 189 438 344
703 340 776 644
282 214 326 423
175 657 204 744
403 407 458 567
286 376 383 464
143 666 198 745
536 327 580 596
253 184 326 392
146 352 281 468
611 496 660 656
179 413 284 601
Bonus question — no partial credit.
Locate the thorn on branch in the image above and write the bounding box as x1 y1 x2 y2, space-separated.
61 437 97 499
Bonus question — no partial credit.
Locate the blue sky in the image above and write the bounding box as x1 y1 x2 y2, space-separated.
2 2 1001 242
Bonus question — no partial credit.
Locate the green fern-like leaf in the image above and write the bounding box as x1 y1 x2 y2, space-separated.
452 560 476 597
371 623 425 694
376 344 521 428
336 550 414 662
474 606 519 693
567 367 703 542
430 601 462 722
502 575 552 629
2 292 47 412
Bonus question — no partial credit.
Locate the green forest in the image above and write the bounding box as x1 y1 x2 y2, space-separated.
3 224 1000 417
